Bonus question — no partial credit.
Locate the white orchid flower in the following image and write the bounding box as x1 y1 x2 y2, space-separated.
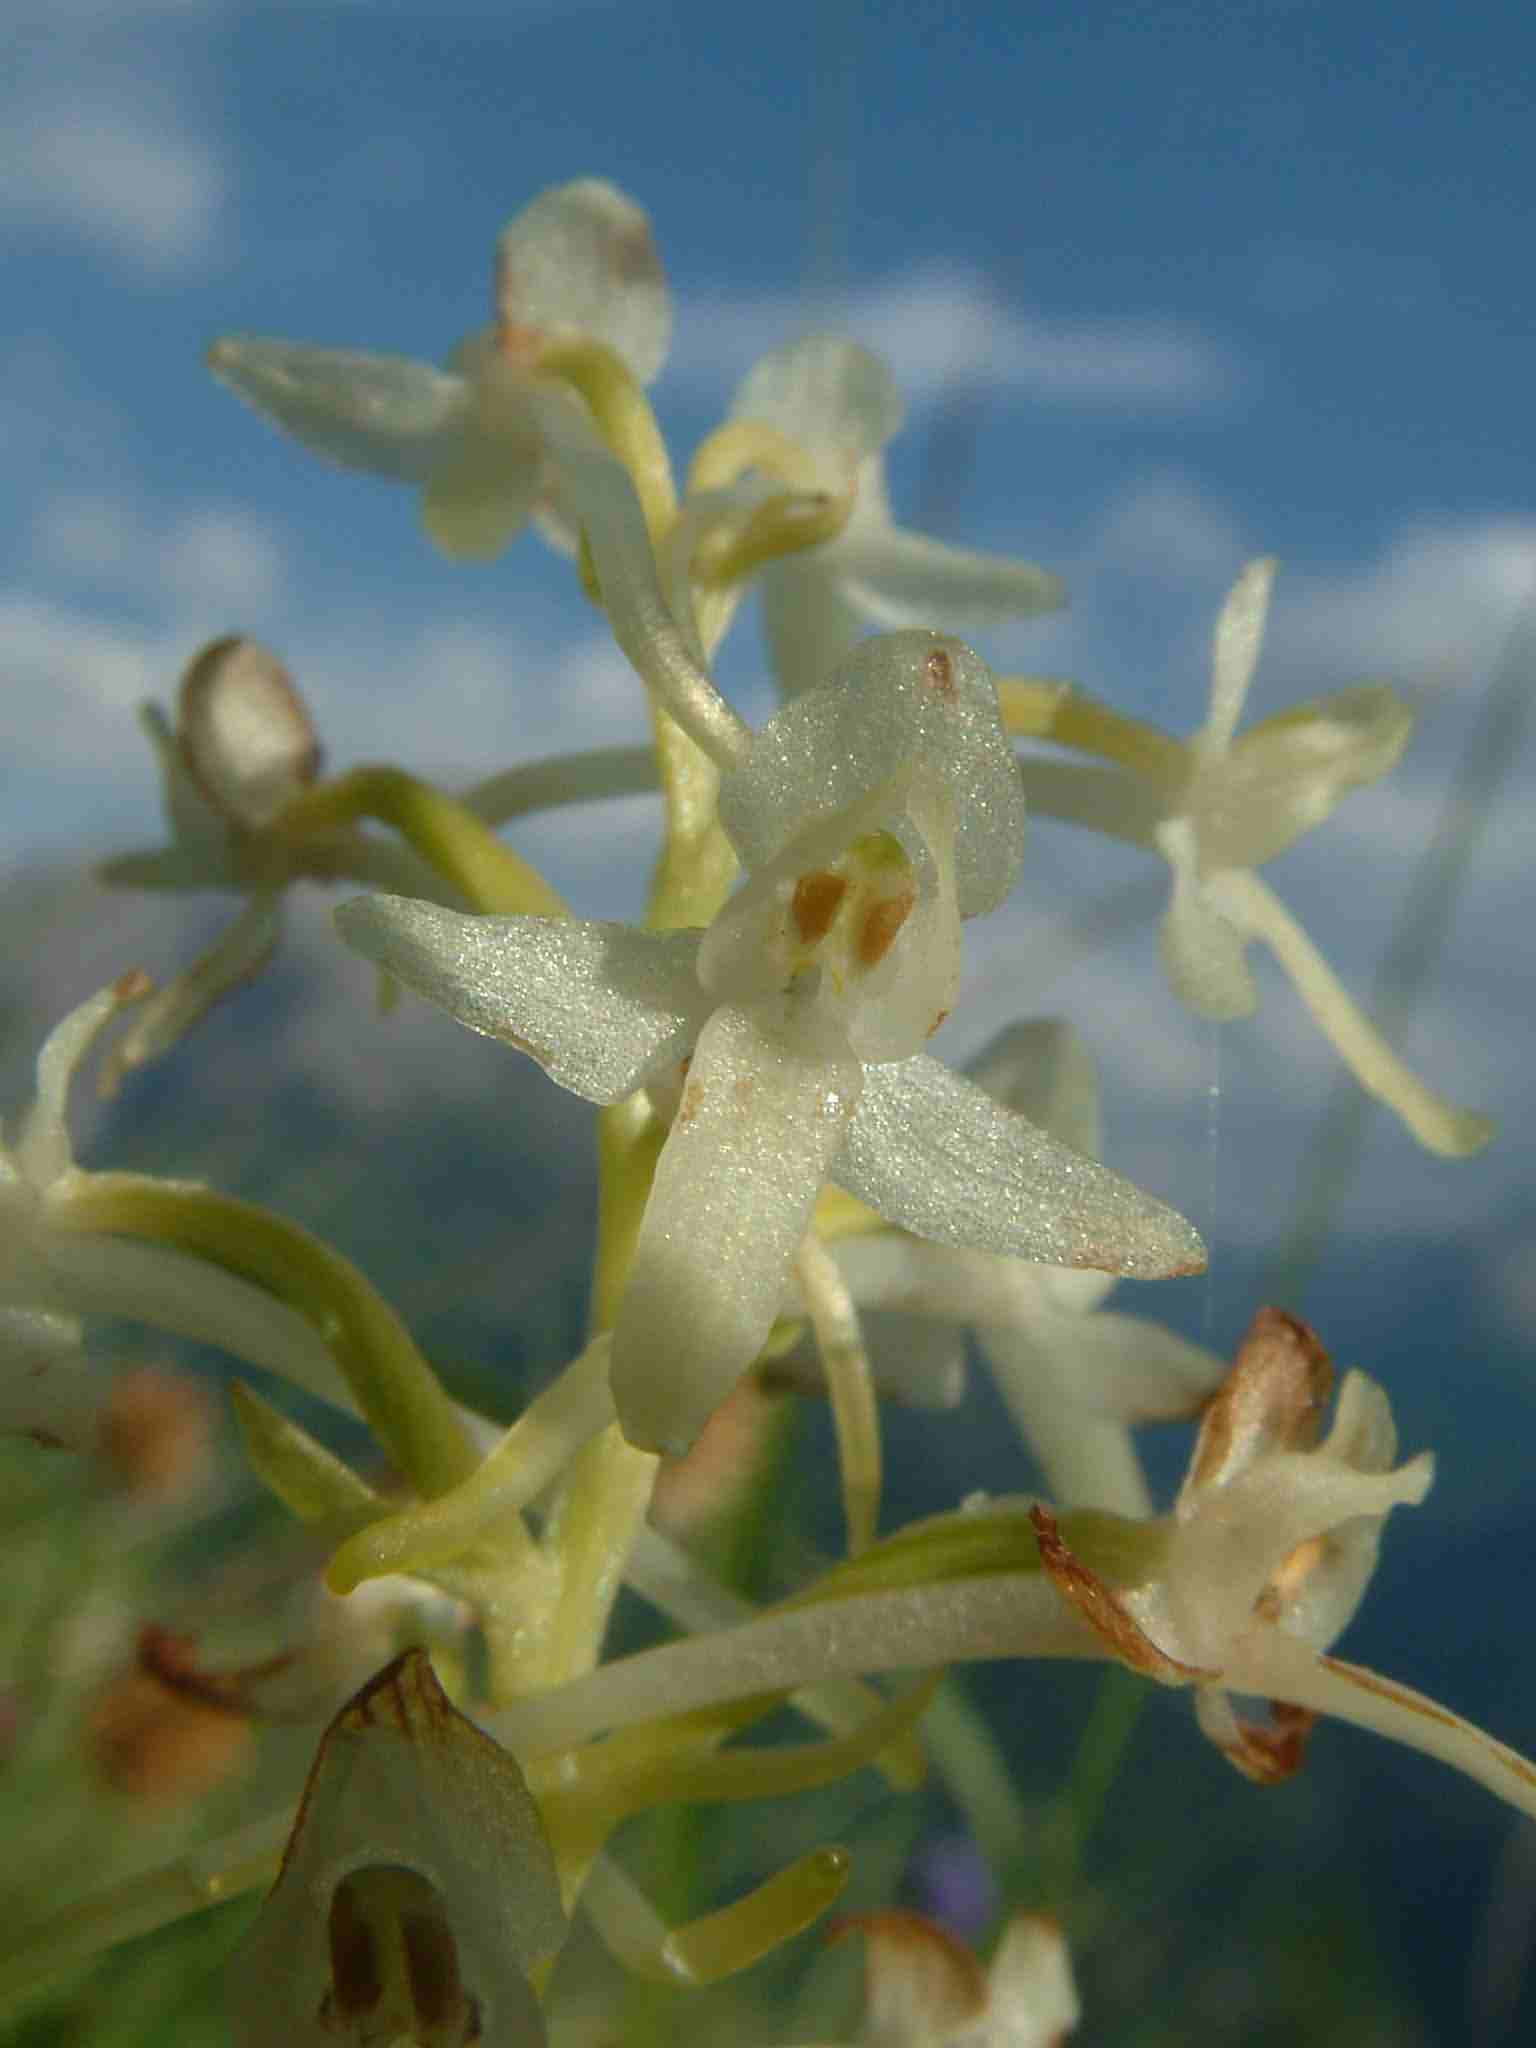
337 631 1204 1456
726 336 1065 696
1 977 354 1424
229 1649 565 2048
1016 558 1491 1155
1028 1305 1530 1796
495 1310 1536 1827
209 177 669 563
815 1020 1226 1516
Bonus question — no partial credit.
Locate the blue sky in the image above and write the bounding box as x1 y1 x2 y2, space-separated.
4 1 1536 2024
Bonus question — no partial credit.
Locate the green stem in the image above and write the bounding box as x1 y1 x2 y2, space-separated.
54 1179 477 1500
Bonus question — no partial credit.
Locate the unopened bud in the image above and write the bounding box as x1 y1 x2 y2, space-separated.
178 635 321 830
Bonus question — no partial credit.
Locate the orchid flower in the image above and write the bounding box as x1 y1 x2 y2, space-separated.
1014 558 1492 1155
719 336 1065 697
492 1310 1536 1827
337 630 1204 1456
207 181 749 771
228 1649 566 2048
810 1020 1226 1516
0 977 351 1422
1031 1305 1536 1798
827 1908 1079 2048
209 177 669 562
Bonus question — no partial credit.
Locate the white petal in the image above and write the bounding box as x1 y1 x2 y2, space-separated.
965 1018 1101 1160
770 1306 968 1410
1200 555 1276 756
334 896 708 1105
419 430 543 559
730 335 904 474
841 1055 1206 1279
984 1912 1081 2048
1156 818 1258 1020
610 1002 862 1454
836 522 1066 631
208 336 473 482
761 555 872 698
1200 683 1414 869
721 629 1025 917
496 178 670 384
982 1323 1154 1516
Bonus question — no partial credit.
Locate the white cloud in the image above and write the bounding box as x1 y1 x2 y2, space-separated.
35 491 285 612
668 266 1243 414
0 94 223 269
1277 518 1536 693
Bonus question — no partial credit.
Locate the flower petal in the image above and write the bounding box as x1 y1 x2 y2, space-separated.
965 1018 1101 1161
496 178 670 384
1156 818 1258 1020
208 337 473 482
333 896 707 1105
610 1002 862 1454
721 630 1026 917
840 1055 1206 1279
835 520 1067 632
760 554 871 699
1199 555 1276 756
730 335 904 475
1201 683 1414 870
984 1912 1081 2048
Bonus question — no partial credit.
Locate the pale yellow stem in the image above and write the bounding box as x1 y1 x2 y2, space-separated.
795 1232 883 1555
1211 869 1494 1157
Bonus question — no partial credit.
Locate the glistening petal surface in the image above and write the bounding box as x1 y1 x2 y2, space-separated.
840 1055 1206 1278
334 896 707 1104
610 1002 862 1454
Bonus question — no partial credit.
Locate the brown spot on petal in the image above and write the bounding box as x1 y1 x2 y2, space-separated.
112 967 154 1004
1185 1307 1333 1500
791 869 849 944
923 646 956 697
857 888 915 968
675 1078 706 1130
1030 1505 1211 1684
